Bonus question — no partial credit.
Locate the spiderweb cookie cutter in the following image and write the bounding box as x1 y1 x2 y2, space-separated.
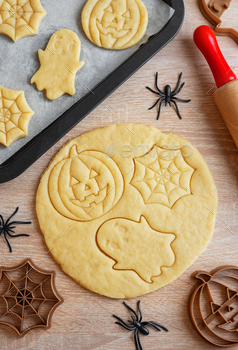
0 259 63 336
189 265 238 347
199 0 238 43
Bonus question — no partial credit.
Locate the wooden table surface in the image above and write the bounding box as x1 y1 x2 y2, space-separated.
1 1 238 349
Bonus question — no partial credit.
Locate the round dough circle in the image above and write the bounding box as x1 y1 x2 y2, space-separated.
81 0 148 50
36 124 217 298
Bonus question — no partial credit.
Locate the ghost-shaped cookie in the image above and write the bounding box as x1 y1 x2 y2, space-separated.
96 216 176 283
31 29 84 100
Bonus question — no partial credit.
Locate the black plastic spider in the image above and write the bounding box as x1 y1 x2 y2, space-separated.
113 300 168 350
146 72 191 120
0 207 31 253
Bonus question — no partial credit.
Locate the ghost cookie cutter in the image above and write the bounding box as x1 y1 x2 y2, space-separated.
199 0 238 43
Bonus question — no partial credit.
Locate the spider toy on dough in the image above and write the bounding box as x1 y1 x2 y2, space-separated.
113 301 168 350
31 29 85 100
146 72 191 120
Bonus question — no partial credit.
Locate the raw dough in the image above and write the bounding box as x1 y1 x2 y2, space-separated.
0 86 34 147
36 124 217 298
31 29 85 100
0 0 46 42
81 0 148 50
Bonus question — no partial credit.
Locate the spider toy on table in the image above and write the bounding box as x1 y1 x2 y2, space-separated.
0 207 31 253
146 72 191 120
113 300 168 350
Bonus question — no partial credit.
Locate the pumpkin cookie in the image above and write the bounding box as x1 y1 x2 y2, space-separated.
0 0 46 42
81 0 148 50
36 124 217 298
0 86 34 147
31 29 85 100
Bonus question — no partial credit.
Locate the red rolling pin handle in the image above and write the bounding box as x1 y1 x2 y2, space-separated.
193 25 236 88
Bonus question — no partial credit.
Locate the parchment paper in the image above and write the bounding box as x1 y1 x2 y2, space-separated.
0 0 172 163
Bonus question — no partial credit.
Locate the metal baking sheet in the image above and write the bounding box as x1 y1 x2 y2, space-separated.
0 0 184 182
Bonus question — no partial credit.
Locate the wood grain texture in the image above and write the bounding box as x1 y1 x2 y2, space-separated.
214 80 238 148
1 0 238 349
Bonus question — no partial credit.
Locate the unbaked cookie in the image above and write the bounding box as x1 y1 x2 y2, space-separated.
36 124 217 298
81 0 148 50
31 29 85 100
0 0 46 42
0 86 34 147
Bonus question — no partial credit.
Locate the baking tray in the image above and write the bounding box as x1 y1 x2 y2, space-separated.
0 0 184 183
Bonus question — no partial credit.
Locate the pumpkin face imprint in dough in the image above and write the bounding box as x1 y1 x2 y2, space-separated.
36 124 218 299
81 0 148 49
48 145 124 221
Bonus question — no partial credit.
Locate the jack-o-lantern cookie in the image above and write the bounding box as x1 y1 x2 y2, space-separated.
36 124 217 298
81 0 148 50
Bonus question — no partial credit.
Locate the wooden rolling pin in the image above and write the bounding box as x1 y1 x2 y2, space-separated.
194 25 238 147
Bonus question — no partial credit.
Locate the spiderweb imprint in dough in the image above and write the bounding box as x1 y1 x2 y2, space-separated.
0 0 46 41
0 86 34 147
130 145 195 208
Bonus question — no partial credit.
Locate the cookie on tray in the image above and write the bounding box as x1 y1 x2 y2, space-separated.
81 0 148 50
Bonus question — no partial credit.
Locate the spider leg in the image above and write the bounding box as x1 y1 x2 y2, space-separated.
148 321 169 332
115 322 135 331
146 86 163 97
171 72 182 95
6 232 30 238
136 330 144 350
138 300 143 322
173 96 191 103
142 321 161 332
134 330 140 350
113 315 135 329
0 214 5 227
123 301 139 321
3 232 12 253
5 228 15 233
157 100 165 120
5 207 19 226
148 97 163 110
171 81 185 96
171 100 182 119
155 72 165 95
9 221 31 225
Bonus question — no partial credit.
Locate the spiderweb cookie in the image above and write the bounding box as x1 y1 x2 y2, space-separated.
36 124 217 298
0 0 46 42
0 86 34 147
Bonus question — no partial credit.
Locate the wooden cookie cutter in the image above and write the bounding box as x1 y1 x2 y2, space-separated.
199 0 238 43
189 266 238 347
0 259 63 336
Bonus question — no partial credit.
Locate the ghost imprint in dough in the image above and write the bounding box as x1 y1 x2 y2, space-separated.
96 216 176 283
31 29 85 100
